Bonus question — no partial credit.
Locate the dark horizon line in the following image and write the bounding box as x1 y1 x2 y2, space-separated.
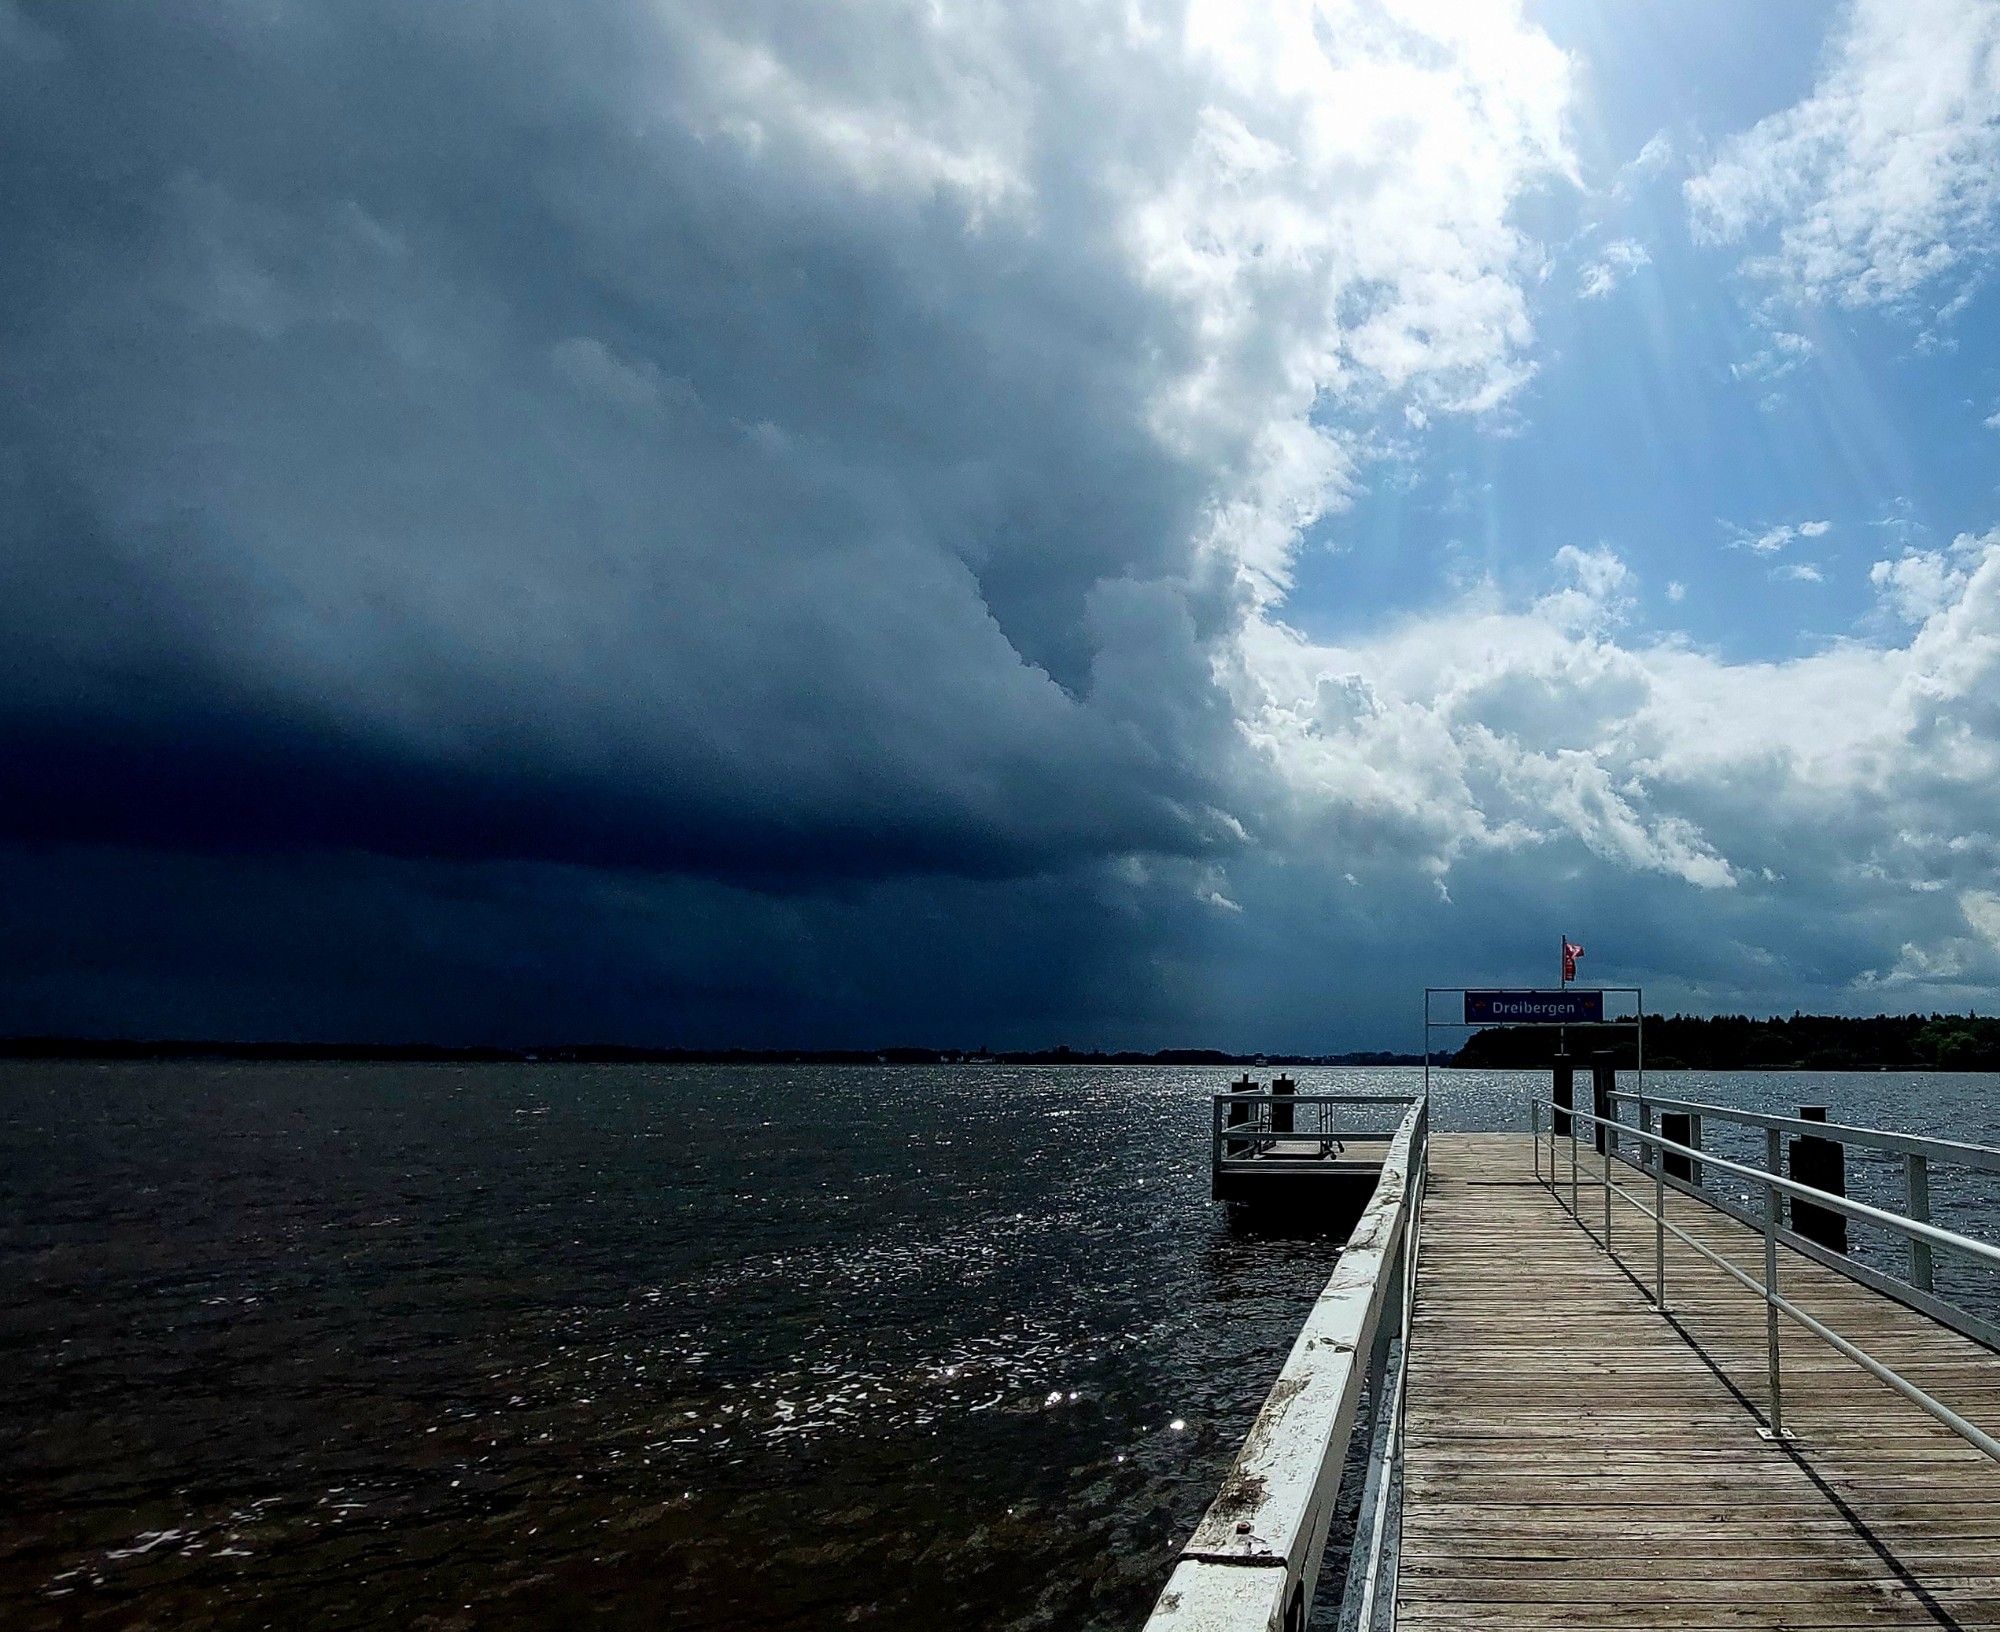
0 1036 1440 1066
1 1007 1995 1069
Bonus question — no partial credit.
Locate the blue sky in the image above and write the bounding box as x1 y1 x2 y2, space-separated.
1303 0 2000 664
2 0 1999 1046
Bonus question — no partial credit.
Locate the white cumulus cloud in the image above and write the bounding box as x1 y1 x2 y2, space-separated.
1686 0 2000 307
1732 520 1829 554
1226 524 2000 1006
1730 329 1816 383
1577 238 1651 299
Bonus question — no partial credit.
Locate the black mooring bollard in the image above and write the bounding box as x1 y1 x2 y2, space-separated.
1226 1074 1258 1155
1590 1055 1616 1156
1788 1105 1848 1253
1661 1111 1693 1182
1270 1073 1295 1134
1552 1056 1574 1139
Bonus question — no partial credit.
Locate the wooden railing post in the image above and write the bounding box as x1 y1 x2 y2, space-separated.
1661 1111 1691 1181
1789 1105 1848 1254
1908 1153 1934 1292
1271 1073 1296 1135
1590 1055 1615 1157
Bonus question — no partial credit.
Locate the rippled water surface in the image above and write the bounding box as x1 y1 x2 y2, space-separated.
2 1063 1995 1629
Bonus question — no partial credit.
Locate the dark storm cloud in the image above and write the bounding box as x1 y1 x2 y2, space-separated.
0 0 1252 890
28 0 1986 1049
0 842 1231 1048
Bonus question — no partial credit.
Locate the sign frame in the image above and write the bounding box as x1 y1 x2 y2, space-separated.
1419 984 1644 1115
1464 989 1605 1025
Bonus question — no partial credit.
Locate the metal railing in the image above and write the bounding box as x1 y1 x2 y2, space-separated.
1211 1092 1415 1168
1529 1092 2000 1460
1610 1088 2000 1347
1150 1099 1427 1632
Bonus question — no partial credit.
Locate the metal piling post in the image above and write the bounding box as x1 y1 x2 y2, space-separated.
1645 1099 1665 1308
1570 1106 1579 1220
1764 1127 1785 1439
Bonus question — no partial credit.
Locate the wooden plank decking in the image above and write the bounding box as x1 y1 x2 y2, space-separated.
1398 1133 2000 1630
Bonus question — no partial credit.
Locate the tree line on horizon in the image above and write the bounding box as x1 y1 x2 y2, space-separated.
1450 1012 2000 1072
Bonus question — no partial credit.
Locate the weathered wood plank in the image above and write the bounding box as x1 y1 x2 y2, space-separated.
1397 1132 2000 1630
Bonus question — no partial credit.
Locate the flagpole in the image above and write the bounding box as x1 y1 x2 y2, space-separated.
1558 935 1565 1067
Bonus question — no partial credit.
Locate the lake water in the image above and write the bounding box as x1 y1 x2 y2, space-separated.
2 1063 1996 1630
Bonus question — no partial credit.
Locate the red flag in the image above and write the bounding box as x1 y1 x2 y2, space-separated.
1562 938 1584 982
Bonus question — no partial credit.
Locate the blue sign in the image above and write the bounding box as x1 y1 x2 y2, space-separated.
1465 989 1604 1024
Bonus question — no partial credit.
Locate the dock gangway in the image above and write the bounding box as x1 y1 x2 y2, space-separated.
1146 1089 2000 1632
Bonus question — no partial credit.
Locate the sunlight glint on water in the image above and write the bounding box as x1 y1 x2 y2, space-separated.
1 1063 1994 1629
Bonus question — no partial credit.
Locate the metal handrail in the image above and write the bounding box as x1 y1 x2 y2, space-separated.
1211 1093 1417 1166
1530 1093 2000 1462
1210 1093 1425 1105
1607 1088 1998 1342
1619 1124 1999 1268
1607 1088 2000 1174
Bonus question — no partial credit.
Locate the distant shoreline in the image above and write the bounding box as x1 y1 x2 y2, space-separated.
0 1039 1435 1067
1 1019 1995 1073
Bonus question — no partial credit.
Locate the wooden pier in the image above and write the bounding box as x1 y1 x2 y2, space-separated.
1402 1134 2000 1630
1147 1092 2000 1632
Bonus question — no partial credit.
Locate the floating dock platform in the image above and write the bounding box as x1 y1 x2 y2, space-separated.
1209 1083 1409 1212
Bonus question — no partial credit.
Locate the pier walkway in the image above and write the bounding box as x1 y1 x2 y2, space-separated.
1400 1134 2000 1630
